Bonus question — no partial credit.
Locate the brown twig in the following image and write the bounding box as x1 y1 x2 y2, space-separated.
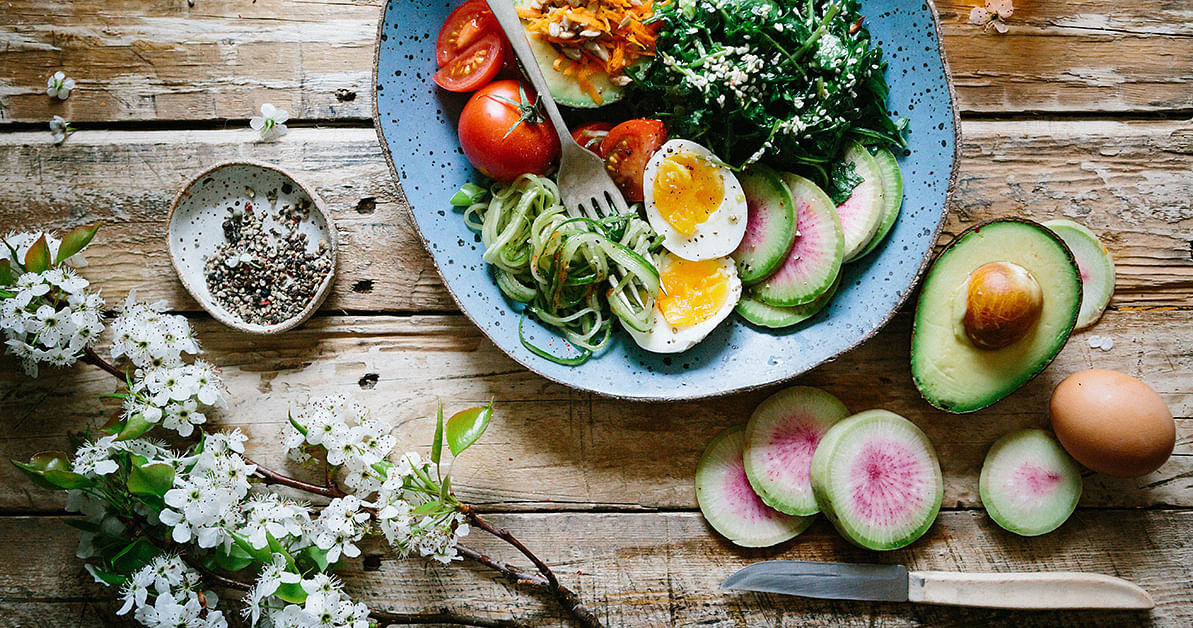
82 345 125 380
242 455 347 499
459 509 601 628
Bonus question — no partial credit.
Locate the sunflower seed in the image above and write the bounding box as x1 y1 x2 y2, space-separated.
579 29 601 38
562 46 582 60
548 21 561 37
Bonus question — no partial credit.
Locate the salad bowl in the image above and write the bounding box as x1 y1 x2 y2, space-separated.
373 0 959 400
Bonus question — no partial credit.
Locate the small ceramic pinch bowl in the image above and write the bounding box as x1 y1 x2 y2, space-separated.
167 161 338 335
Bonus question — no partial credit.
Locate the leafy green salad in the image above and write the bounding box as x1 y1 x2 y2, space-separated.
632 0 906 179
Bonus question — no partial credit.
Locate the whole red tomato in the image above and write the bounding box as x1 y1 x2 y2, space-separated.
458 80 560 183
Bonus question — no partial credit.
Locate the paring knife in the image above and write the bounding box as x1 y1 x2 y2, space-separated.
721 560 1154 610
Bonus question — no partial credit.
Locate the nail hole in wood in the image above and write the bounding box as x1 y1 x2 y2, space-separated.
335 89 358 102
359 373 379 389
356 198 376 214
352 279 374 293
363 554 382 571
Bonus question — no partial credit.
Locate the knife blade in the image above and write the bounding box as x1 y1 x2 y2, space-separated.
721 561 1154 610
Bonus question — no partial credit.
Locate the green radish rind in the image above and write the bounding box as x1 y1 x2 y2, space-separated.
695 425 814 547
752 173 844 307
732 165 799 284
979 428 1082 537
852 147 904 261
736 273 840 329
810 410 943 551
743 386 851 516
836 141 886 262
1042 219 1116 330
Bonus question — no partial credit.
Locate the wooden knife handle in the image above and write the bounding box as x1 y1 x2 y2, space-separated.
907 571 1154 610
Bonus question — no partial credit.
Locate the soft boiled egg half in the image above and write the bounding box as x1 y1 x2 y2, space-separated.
626 252 742 353
643 139 748 261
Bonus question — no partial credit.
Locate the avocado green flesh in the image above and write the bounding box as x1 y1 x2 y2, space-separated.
912 221 1081 413
522 31 630 108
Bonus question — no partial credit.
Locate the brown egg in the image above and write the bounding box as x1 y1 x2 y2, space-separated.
1050 369 1175 478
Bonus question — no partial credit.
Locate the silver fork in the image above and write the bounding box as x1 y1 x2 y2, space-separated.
485 0 630 221
486 0 646 311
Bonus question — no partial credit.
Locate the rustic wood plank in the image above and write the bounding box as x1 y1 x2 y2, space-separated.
2 309 1189 513
2 511 1191 626
1 120 1192 311
1 0 1192 123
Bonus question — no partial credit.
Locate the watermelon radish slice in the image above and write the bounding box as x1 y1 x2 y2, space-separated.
695 425 814 547
743 387 851 516
731 165 798 285
752 173 844 307
810 410 943 551
736 273 840 329
852 147 904 261
835 141 886 262
1043 219 1115 330
979 428 1082 537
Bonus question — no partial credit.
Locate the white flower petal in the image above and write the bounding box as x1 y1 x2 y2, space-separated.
260 103 277 117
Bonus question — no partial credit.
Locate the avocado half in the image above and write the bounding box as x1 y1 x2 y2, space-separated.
911 219 1082 413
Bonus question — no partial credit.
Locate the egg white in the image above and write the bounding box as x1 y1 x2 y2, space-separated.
625 253 742 354
643 139 748 262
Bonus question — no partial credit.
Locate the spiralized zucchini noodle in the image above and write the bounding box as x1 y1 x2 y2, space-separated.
457 174 661 365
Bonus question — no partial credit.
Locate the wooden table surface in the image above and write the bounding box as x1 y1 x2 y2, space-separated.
2 1 1192 626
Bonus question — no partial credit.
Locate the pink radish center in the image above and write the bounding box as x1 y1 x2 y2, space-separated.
737 194 773 252
724 457 784 523
765 417 821 484
837 182 874 234
848 440 926 527
770 201 827 282
1011 463 1062 497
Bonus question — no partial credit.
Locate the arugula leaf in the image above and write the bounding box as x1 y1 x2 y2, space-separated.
827 159 863 205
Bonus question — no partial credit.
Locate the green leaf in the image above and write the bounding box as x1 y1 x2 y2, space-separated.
300 545 330 572
230 532 274 564
23 234 50 273
288 412 308 437
275 581 308 604
110 538 160 574
411 501 441 516
84 564 128 587
211 544 255 572
116 412 154 441
127 462 174 497
439 473 452 502
431 399 444 465
42 469 94 489
13 451 91 490
55 223 100 265
445 401 493 456
266 531 296 571
0 260 13 286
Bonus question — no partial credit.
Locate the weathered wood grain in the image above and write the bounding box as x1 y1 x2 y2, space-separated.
2 310 1188 514
2 511 1191 626
1 119 1191 311
1 0 1192 124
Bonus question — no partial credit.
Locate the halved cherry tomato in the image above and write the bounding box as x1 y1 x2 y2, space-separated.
571 122 613 157
433 33 506 93
600 119 668 202
436 0 499 67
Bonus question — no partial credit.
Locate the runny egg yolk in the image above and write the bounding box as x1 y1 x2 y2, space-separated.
657 258 730 328
651 151 725 236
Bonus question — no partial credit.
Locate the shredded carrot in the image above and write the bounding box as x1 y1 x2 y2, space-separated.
516 0 661 97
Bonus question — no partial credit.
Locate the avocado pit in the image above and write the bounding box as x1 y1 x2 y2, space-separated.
961 261 1043 350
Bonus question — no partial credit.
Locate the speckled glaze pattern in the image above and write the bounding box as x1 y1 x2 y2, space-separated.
373 0 959 400
167 161 338 335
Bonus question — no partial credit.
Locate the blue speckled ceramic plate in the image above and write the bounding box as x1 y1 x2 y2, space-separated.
373 0 958 400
